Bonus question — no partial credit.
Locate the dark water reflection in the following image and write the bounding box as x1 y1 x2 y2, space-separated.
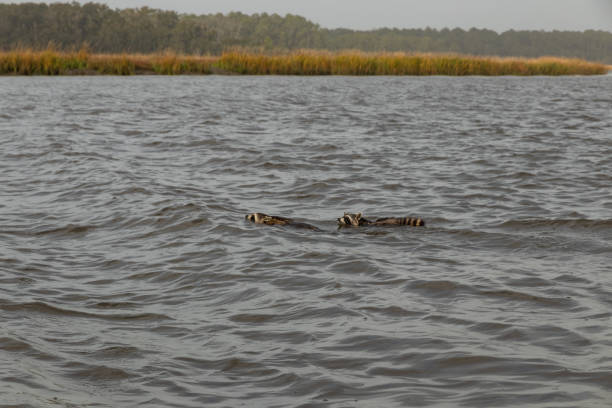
1 75 611 407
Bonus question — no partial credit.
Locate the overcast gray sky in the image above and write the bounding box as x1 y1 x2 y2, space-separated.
9 0 612 32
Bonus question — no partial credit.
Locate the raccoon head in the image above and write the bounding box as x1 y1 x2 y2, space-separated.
245 212 268 224
337 212 364 226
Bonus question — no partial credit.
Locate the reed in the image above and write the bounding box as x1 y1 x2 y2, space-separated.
0 48 607 76
149 52 217 75
0 48 88 75
0 49 216 75
217 51 608 76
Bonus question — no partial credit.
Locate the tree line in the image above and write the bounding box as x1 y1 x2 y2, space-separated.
1 2 611 63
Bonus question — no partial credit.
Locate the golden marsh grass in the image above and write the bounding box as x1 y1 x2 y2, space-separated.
0 49 606 76
0 49 216 75
217 51 608 76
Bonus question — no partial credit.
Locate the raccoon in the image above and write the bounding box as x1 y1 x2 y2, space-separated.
245 212 291 225
372 217 425 227
337 212 371 226
337 212 425 227
245 212 320 230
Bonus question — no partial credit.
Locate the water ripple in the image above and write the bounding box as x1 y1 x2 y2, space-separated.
1 75 611 407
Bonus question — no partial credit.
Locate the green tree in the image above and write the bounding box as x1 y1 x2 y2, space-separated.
1 2 611 63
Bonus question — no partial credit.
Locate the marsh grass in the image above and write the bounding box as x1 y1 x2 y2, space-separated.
149 53 217 75
0 49 216 75
217 51 608 76
0 49 87 75
0 48 606 76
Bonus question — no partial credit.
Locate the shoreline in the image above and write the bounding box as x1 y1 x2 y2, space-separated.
0 50 608 76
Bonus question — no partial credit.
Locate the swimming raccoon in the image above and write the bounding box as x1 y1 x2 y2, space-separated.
337 212 371 226
372 216 425 227
337 212 425 227
245 212 320 230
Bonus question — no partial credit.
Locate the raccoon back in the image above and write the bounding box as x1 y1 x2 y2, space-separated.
373 217 425 226
261 216 319 230
262 215 292 225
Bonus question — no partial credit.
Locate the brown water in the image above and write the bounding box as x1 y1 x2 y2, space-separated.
1 75 611 408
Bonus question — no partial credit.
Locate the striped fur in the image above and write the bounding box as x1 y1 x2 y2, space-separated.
337 212 425 227
372 217 425 227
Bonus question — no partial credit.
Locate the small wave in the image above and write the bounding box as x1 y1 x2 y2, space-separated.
498 219 612 230
0 276 36 285
407 281 574 309
186 138 221 147
0 336 57 362
312 143 339 152
333 334 452 353
91 301 139 309
113 186 153 196
478 289 576 308
407 280 473 298
0 301 171 321
259 161 290 170
151 202 204 217
328 259 380 275
359 305 424 318
34 224 95 237
229 305 361 325
229 313 276 324
142 140 179 148
64 363 134 382
4 150 50 160
89 346 143 359
232 329 317 344
62 151 116 161
136 217 209 239
0 336 33 353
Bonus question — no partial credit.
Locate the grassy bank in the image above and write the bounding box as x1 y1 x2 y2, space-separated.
217 51 607 76
0 49 607 76
0 49 216 75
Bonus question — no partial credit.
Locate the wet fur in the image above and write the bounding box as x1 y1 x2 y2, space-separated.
371 217 426 226
337 212 425 227
336 212 371 226
245 212 320 230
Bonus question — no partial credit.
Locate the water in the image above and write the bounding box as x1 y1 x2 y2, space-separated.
1 75 611 408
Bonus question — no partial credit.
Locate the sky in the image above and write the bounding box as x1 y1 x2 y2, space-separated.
7 0 612 32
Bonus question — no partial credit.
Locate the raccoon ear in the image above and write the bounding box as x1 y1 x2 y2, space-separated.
356 212 362 219
344 212 349 216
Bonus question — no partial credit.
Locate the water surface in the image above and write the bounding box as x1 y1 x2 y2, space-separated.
1 75 611 407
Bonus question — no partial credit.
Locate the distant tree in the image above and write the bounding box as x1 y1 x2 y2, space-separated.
0 2 611 62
